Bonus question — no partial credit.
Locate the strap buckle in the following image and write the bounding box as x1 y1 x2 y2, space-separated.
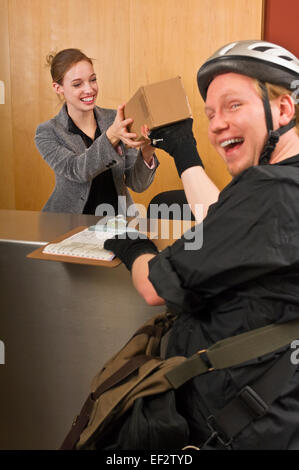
268 130 280 146
197 349 214 372
206 415 232 448
205 386 269 449
259 131 280 164
238 385 269 418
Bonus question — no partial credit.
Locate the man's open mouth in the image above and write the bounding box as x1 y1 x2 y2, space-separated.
220 137 244 151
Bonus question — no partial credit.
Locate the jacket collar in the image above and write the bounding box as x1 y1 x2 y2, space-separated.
56 103 109 134
56 103 70 129
274 154 299 167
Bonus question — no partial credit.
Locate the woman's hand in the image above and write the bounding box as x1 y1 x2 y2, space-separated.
106 104 141 149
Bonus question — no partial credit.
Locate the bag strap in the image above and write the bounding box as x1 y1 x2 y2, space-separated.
61 317 299 450
60 354 153 450
59 316 170 451
60 395 95 451
166 318 299 389
203 349 296 448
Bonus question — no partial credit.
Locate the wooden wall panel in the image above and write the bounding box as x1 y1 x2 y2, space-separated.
0 0 15 209
1 0 264 212
128 0 264 207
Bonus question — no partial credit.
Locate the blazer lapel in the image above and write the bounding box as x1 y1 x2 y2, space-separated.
55 103 86 153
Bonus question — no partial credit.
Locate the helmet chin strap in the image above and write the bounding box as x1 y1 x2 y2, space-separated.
258 81 296 165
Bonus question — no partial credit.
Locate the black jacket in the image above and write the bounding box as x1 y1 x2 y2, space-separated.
149 155 299 450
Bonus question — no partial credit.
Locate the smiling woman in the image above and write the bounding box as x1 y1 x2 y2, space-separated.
34 48 158 215
51 53 99 131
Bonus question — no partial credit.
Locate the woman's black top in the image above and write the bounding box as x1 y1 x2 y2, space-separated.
68 114 119 215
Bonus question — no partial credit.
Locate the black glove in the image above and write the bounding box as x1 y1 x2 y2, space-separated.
104 232 158 271
149 118 204 176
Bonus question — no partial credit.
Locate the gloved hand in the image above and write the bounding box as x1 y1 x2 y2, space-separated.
149 118 204 176
104 232 158 271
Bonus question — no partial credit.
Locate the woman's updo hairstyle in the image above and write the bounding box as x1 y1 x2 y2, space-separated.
46 48 93 84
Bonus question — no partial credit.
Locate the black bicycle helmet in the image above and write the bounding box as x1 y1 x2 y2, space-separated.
197 40 299 164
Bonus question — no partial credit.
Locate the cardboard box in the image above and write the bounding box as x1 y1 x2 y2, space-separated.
124 76 192 141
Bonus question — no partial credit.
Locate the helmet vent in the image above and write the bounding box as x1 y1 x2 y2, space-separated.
279 55 293 61
252 46 273 52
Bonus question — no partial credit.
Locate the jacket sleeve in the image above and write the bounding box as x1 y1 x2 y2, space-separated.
123 147 159 193
35 122 126 184
148 166 299 312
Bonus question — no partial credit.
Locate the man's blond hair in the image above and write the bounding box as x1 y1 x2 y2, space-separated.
255 81 299 136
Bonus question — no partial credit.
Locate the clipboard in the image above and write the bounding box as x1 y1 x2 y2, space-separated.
26 226 121 268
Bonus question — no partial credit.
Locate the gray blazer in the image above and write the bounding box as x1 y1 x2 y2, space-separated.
35 104 158 215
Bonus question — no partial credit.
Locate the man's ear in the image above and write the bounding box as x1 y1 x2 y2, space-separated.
278 94 296 126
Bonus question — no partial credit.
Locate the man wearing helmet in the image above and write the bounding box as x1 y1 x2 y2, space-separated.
204 72 297 176
104 41 299 450
198 40 299 169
